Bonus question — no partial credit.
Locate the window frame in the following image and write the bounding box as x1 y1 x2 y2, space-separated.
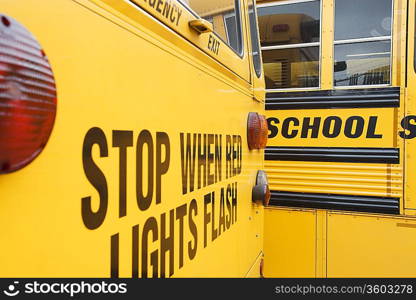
258 0 323 91
248 0 263 78
333 0 394 89
178 0 245 57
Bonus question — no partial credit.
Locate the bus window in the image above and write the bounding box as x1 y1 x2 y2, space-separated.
179 0 243 54
334 0 393 87
249 0 262 78
257 0 321 90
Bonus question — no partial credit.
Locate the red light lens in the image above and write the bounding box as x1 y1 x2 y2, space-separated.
0 15 57 174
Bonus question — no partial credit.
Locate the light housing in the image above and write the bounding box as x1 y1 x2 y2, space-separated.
0 15 57 174
252 170 271 206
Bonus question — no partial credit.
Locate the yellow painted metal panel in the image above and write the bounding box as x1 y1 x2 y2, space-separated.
0 0 265 277
263 208 316 277
93 0 251 83
265 161 403 198
245 251 263 278
328 213 416 277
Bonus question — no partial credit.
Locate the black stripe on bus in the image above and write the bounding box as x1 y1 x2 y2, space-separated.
265 147 399 164
269 191 400 215
266 87 400 110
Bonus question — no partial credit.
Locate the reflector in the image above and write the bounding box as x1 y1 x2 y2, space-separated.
0 15 57 174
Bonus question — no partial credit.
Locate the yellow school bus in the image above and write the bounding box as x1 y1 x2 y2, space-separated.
258 0 416 277
0 0 269 277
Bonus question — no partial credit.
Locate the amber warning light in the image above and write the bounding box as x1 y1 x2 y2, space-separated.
247 112 268 150
0 15 57 174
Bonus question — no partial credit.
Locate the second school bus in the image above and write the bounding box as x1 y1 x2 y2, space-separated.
258 0 416 277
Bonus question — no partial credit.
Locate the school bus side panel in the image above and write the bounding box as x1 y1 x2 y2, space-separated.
327 213 416 277
0 0 264 277
263 208 316 278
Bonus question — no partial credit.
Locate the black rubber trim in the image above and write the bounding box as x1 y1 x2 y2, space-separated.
266 87 400 110
265 147 399 164
269 191 400 215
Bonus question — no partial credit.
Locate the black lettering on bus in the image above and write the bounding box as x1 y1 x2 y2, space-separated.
156 132 170 204
232 135 237 176
170 5 177 24
176 6 182 26
112 130 133 218
176 204 187 269
399 115 416 139
132 225 139 278
111 233 119 278
82 127 108 230
160 209 175 278
231 183 237 224
136 130 154 211
211 191 218 242
203 192 211 248
226 135 231 179
188 199 198 261
162 0 172 19
197 134 207 189
344 116 364 138
156 0 163 13
207 134 215 186
366 116 383 138
322 116 342 138
236 135 242 175
208 35 220 55
215 134 222 183
225 187 231 229
267 117 279 138
301 117 321 138
219 188 226 236
142 217 159 278
282 117 299 138
180 133 196 195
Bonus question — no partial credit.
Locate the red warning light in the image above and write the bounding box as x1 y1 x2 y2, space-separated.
0 15 57 174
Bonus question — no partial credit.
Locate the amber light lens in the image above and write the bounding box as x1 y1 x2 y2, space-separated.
247 112 268 150
0 15 57 174
264 184 271 206
259 114 268 148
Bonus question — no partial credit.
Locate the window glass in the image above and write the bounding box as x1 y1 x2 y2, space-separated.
334 41 390 86
180 0 243 54
258 1 320 46
249 0 262 77
263 47 319 89
335 0 392 41
334 0 392 87
258 0 321 89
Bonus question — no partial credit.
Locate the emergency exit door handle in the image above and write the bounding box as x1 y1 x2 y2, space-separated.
189 19 213 34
